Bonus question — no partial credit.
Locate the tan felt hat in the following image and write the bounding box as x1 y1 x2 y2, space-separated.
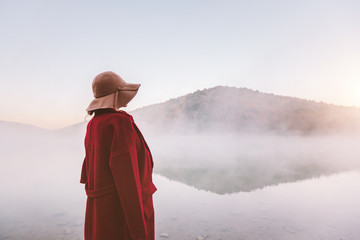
86 71 140 112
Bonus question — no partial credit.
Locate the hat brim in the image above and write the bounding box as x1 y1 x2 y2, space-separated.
86 83 140 112
120 82 141 91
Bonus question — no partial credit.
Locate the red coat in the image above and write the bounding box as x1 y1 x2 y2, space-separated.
80 109 156 240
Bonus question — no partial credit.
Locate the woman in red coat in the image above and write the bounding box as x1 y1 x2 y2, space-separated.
80 71 156 240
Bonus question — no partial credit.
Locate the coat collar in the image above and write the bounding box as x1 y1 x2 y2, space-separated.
94 108 120 116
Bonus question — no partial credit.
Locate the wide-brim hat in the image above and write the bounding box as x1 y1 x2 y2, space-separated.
86 71 140 112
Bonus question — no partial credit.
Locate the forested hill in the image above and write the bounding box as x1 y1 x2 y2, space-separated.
131 86 360 135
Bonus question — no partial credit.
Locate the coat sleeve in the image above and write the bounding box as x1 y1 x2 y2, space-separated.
80 157 87 184
109 117 147 240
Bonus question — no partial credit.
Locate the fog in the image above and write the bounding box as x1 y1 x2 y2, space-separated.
1 120 360 239
148 133 360 193
0 122 85 233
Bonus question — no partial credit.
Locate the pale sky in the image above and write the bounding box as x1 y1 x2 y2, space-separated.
1 0 360 129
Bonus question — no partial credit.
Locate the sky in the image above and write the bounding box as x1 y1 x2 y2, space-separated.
0 0 360 129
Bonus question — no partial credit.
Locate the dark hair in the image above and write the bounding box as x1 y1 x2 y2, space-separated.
87 108 115 116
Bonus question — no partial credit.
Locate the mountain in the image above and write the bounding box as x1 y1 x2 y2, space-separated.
131 86 360 135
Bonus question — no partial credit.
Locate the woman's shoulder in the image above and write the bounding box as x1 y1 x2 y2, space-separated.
112 110 134 122
92 109 136 128
117 110 133 118
101 110 135 128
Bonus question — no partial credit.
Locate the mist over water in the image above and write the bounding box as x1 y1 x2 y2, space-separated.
1 117 360 239
0 124 85 239
148 133 360 193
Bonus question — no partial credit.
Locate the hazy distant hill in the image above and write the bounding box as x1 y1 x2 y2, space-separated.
132 86 360 135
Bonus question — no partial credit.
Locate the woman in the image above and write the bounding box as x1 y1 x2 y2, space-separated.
80 71 156 240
